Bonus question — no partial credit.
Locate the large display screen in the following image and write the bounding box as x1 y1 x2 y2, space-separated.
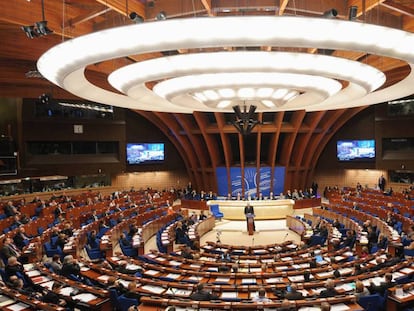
126 143 164 164
336 140 375 161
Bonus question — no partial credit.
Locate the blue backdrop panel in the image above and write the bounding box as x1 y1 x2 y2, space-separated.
216 166 285 197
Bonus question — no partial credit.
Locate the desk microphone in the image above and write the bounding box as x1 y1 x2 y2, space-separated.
283 233 289 241
252 237 255 246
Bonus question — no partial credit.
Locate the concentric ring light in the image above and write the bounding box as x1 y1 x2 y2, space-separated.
37 16 414 113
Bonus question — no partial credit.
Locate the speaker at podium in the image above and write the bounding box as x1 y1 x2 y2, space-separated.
244 203 255 235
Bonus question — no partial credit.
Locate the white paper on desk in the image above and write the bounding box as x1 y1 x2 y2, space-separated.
39 280 55 290
165 288 192 296
156 257 166 261
169 260 182 266
261 259 274 263
335 283 355 292
118 279 130 288
265 277 284 284
31 275 51 284
0 295 14 307
298 306 320 311
392 272 404 279
146 253 156 258
188 276 202 282
221 292 238 298
370 276 385 286
316 271 333 278
165 273 180 279
23 263 34 271
253 249 267 254
141 285 165 294
110 256 120 261
97 275 110 282
275 266 289 271
72 293 98 303
59 287 78 296
215 277 230 283
249 268 261 272
26 270 41 277
5 302 29 311
241 278 257 284
144 269 159 276
288 275 304 282
338 267 353 275
207 267 218 272
400 267 414 274
335 256 345 262
190 264 201 269
311 287 324 294
281 257 293 261
80 266 90 272
330 303 350 311
298 289 309 297
126 263 141 270
394 290 411 299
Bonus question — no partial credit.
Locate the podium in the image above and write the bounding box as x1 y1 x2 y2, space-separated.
246 213 255 236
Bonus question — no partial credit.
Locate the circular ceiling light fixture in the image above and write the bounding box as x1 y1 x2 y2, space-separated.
37 16 414 113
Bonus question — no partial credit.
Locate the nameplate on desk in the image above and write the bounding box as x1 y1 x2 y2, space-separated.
215 277 230 283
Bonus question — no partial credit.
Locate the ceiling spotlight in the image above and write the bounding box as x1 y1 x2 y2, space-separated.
21 25 38 39
322 9 338 19
35 21 53 36
129 12 144 23
348 6 358 21
156 11 167 20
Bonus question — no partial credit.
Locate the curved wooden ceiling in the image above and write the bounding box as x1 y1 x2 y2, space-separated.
1 0 413 192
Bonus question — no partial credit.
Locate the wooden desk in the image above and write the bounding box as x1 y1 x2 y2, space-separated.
387 281 414 311
210 200 294 220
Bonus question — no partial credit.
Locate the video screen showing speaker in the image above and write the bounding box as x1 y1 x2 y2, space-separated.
336 139 375 162
126 143 165 165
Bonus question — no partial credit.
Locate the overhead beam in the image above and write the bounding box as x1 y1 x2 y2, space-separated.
278 0 289 15
95 0 145 19
348 0 386 17
67 8 112 28
381 0 414 17
201 0 213 16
